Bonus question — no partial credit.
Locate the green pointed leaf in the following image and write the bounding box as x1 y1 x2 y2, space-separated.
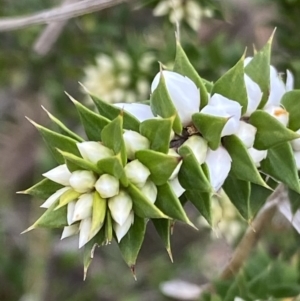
42 106 84 142
185 190 212 225
28 119 81 164
119 215 146 267
250 183 273 216
101 115 126 166
56 189 80 210
90 192 106 238
71 96 110 141
281 90 300 131
223 176 251 220
244 33 273 108
178 145 211 192
248 269 270 299
105 210 113 244
127 183 169 219
97 156 128 187
192 113 228 150
150 71 182 134
135 149 180 186
223 135 268 187
260 142 300 193
250 110 300 149
139 118 172 153
212 54 248 114
90 93 140 131
156 183 196 228
173 40 208 108
20 178 63 199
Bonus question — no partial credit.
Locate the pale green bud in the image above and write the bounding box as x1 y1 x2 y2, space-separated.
72 193 93 222
236 121 257 148
79 217 92 248
123 130 150 160
124 159 151 188
181 135 208 164
95 174 119 198
69 170 96 193
140 180 157 204
113 210 134 242
61 224 79 240
42 164 71 186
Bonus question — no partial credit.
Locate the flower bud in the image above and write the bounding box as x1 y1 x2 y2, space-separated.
201 94 241 137
72 193 93 222
291 129 300 151
205 146 232 192
182 135 208 164
244 74 262 116
247 148 267 167
114 103 154 122
67 201 76 225
42 164 71 186
263 106 289 126
235 121 257 148
124 159 151 188
69 170 96 193
123 130 150 160
294 151 300 170
151 70 200 126
140 180 157 204
79 217 92 248
77 141 114 164
108 190 133 226
95 174 119 198
61 224 79 240
41 187 70 208
113 210 134 242
168 149 182 180
169 176 185 198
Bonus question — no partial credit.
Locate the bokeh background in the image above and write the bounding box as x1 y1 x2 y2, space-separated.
1 0 300 300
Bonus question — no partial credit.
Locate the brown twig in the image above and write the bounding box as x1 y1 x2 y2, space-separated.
0 0 126 32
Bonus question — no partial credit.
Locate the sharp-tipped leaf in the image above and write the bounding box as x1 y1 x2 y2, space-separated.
152 219 172 260
281 90 300 131
250 183 273 216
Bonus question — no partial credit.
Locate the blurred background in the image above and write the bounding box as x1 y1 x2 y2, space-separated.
1 0 300 300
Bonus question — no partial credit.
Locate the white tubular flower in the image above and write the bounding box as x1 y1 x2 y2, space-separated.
123 130 150 160
151 70 200 126
291 130 300 151
205 146 232 192
236 121 257 148
140 180 157 204
61 224 79 240
77 141 114 164
294 152 300 170
42 164 72 186
79 217 92 248
108 190 133 226
244 74 262 116
114 103 154 122
40 187 70 208
201 93 241 137
69 170 96 193
67 201 76 225
182 135 208 164
113 210 134 242
95 174 119 199
169 176 185 197
263 106 289 126
168 148 182 181
72 193 93 222
124 159 151 188
247 148 267 167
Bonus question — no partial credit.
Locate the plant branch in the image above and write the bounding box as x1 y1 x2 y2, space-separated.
0 0 126 32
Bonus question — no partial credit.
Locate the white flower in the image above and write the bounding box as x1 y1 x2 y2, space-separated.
294 151 300 170
95 174 119 198
113 210 134 242
168 148 182 181
69 170 96 193
247 148 268 167
235 121 257 148
181 135 208 164
42 164 72 186
61 224 79 240
114 103 154 122
77 141 114 164
291 129 300 151
72 193 93 222
201 94 241 137
123 130 150 160
79 217 92 248
108 190 133 226
151 70 200 126
205 146 232 191
244 74 262 116
263 106 289 127
286 69 294 91
40 187 70 208
124 159 151 188
67 201 76 225
140 180 157 204
169 176 185 198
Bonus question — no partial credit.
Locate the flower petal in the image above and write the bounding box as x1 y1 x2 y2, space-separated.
40 187 70 208
247 148 267 167
113 210 134 242
123 130 150 160
169 176 185 198
72 193 93 222
140 180 157 204
61 224 79 240
69 170 96 193
182 135 208 164
79 217 92 248
263 106 289 126
95 174 119 198
244 74 262 116
236 121 257 148
291 130 300 151
67 201 76 225
114 103 154 122
286 70 294 92
42 164 71 186
124 159 151 188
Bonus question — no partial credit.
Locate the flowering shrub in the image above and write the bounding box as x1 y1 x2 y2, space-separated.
20 33 300 281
